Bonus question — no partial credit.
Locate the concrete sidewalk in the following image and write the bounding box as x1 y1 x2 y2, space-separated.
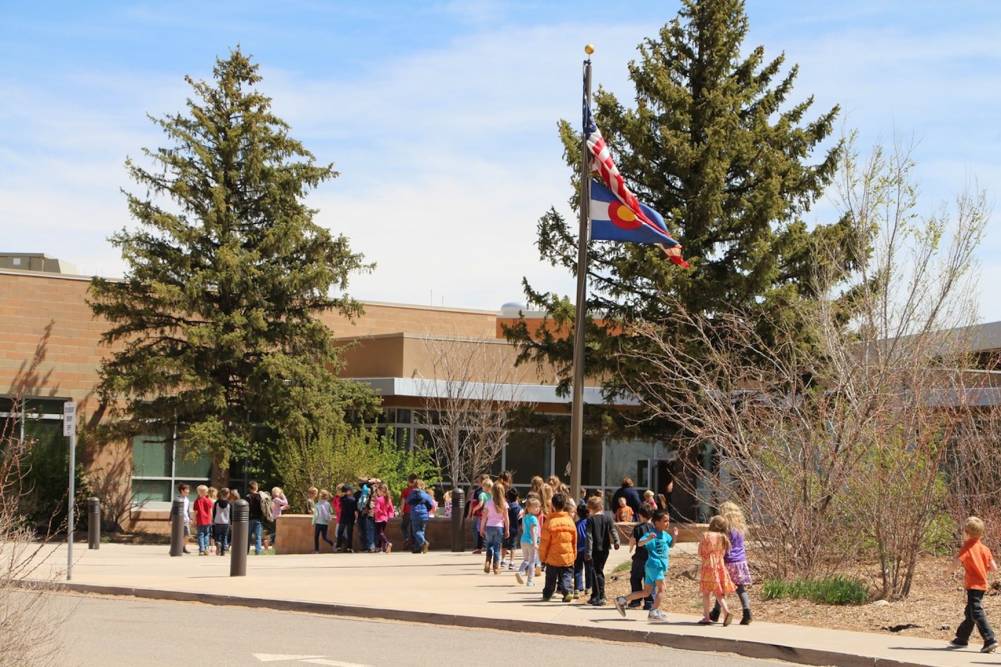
30 543 995 667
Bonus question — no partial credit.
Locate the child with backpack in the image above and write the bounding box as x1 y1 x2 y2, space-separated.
573 503 590 599
480 481 509 574
406 481 437 553
502 487 522 570
212 487 231 556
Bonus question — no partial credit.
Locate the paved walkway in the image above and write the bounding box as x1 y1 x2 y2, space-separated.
30 543 996 666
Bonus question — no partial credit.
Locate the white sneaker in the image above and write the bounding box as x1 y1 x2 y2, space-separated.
614 596 627 617
526 581 535 587
648 609 668 623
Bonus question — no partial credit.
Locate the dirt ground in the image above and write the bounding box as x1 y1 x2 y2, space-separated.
603 549 997 642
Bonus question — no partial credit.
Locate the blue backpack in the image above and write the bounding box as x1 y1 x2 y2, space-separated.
576 518 589 554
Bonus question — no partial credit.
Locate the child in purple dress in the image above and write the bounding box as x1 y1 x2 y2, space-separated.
710 501 753 625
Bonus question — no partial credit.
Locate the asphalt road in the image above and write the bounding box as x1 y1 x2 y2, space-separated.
34 593 789 667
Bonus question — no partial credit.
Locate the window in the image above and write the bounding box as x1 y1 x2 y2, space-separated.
131 432 212 508
503 431 550 485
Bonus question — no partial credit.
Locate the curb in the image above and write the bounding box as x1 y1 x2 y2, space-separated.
37 581 924 667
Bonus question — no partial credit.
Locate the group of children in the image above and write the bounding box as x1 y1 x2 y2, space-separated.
307 475 439 555
177 481 289 556
462 473 753 624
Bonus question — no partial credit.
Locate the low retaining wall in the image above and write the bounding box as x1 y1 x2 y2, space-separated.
276 515 709 554
275 514 465 553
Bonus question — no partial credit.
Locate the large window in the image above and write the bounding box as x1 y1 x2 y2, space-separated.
131 432 212 507
503 431 551 486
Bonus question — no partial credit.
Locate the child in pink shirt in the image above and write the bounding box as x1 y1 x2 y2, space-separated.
372 483 396 553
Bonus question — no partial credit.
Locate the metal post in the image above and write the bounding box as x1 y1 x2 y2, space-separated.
569 50 593 502
169 498 185 557
450 487 465 552
64 401 76 581
87 497 100 550
230 499 248 577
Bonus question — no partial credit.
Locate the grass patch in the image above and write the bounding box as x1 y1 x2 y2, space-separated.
761 576 868 605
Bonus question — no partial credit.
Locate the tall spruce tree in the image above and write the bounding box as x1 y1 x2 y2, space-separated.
90 49 374 475
507 0 862 405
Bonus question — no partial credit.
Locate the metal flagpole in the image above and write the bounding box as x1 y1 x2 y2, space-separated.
569 45 594 502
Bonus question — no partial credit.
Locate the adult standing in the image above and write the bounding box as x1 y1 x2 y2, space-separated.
611 477 643 517
656 476 674 516
245 481 264 555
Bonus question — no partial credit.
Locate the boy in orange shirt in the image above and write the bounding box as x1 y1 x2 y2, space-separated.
948 516 998 653
539 493 577 603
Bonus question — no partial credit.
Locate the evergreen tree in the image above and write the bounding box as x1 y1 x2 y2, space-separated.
89 49 375 475
507 0 863 404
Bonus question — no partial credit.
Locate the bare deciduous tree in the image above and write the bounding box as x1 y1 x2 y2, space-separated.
625 135 989 598
1 394 61 665
415 335 530 490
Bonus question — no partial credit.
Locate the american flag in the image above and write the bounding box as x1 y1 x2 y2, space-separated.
584 100 688 268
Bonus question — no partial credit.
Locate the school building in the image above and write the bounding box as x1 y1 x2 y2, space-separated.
0 257 692 531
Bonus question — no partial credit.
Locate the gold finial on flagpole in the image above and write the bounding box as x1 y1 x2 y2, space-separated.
584 43 595 55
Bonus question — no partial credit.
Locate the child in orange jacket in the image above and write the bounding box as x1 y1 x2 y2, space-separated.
539 493 577 602
948 516 998 653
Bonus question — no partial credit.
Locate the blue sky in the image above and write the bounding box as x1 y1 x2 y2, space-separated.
3 1 1001 318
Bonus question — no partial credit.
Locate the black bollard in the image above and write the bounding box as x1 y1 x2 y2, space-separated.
169 498 185 557
230 499 248 577
87 497 100 550
451 487 465 552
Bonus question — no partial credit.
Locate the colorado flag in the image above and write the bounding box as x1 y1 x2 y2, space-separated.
589 179 683 249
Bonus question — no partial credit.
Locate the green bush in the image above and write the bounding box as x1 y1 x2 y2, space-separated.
274 425 439 512
761 576 868 605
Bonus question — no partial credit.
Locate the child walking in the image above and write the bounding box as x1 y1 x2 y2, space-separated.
515 498 541 586
573 503 590 599
480 481 510 574
585 496 620 606
176 483 192 554
193 485 213 556
502 487 522 570
698 515 735 625
948 516 998 653
540 494 577 603
212 487 231 556
312 490 335 553
710 501 753 625
615 510 676 622
372 483 396 554
336 485 357 552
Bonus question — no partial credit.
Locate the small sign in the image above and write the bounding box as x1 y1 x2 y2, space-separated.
63 401 75 436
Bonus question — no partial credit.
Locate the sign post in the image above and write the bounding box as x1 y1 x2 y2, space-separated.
64 401 75 581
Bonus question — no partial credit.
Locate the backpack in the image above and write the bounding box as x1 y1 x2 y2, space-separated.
259 490 274 522
357 484 372 514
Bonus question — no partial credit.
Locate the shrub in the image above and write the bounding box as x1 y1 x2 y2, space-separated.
761 577 868 605
274 425 439 512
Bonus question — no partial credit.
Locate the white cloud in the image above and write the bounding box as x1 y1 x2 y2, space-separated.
3 9 1001 323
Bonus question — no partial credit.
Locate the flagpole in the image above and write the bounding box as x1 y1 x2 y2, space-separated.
569 45 594 502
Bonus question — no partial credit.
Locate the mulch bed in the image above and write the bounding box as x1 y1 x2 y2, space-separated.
603 549 996 641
